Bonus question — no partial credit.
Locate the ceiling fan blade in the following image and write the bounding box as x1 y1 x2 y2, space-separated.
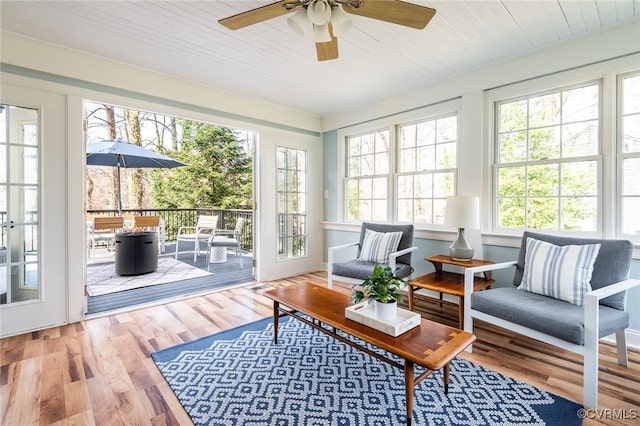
219 0 293 30
343 0 436 30
316 24 339 61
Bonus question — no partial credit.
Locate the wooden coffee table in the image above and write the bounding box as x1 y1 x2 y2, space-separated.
264 283 476 425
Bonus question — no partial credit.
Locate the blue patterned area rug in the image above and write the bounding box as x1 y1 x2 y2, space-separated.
152 317 583 425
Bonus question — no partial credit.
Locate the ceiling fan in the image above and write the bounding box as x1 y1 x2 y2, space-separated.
218 0 436 61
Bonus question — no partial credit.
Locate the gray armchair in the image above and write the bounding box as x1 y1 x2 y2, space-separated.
462 231 640 409
327 222 418 288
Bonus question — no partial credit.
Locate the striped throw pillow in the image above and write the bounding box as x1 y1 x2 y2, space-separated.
518 237 601 306
359 229 403 264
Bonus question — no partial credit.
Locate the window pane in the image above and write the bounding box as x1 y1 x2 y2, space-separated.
436 116 457 142
527 164 559 196
399 149 415 173
433 198 447 224
562 121 598 157
623 158 640 195
349 137 361 156
497 166 525 196
375 152 389 174
622 197 640 235
529 127 560 160
528 198 559 229
372 177 387 199
398 199 412 222
277 147 306 259
498 131 527 163
563 85 598 122
397 175 413 198
623 114 640 153
529 93 560 128
400 125 416 149
561 197 597 231
500 100 527 132
623 75 640 114
498 198 525 228
562 162 597 196
415 174 432 198
417 145 435 171
433 172 454 198
436 142 456 169
417 121 435 146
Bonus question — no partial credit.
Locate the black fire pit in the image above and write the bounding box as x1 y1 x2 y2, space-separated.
114 231 158 276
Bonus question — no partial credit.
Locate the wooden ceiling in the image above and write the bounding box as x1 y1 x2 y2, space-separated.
1 1 638 116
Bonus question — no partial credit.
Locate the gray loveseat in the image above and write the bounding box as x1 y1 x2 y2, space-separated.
462 231 639 408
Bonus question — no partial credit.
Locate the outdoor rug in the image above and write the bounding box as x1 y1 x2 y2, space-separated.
87 257 212 296
152 316 583 426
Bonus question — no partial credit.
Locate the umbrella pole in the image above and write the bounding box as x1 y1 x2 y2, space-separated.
117 160 122 215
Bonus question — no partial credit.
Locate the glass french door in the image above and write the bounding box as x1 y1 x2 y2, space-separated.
0 84 67 337
256 130 322 281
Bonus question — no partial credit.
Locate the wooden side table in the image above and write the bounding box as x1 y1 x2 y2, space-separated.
408 255 495 329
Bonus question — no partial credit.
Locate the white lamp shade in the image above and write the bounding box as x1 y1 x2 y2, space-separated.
307 0 332 25
330 5 352 37
313 23 332 43
287 8 308 36
444 196 480 229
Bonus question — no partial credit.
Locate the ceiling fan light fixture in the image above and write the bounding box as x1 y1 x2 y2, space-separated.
330 5 351 37
287 8 308 36
313 22 332 43
307 0 332 25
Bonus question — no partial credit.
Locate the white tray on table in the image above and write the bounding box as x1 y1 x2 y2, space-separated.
345 302 421 337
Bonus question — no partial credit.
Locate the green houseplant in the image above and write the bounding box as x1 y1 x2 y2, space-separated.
351 265 407 321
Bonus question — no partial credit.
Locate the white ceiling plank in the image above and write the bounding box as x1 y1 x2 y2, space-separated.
557 0 589 35
0 0 636 116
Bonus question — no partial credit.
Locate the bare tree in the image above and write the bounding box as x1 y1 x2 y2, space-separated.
125 109 144 209
105 105 119 212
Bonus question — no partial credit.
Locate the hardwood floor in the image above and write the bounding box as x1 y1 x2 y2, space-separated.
1 271 639 425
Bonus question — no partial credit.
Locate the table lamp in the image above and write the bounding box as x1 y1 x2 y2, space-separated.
444 196 480 261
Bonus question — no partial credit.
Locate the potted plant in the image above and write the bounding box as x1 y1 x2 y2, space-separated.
351 265 407 321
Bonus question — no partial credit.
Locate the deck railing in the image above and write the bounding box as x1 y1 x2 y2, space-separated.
86 208 253 251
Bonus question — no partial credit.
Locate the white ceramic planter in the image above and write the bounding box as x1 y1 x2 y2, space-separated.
375 300 397 322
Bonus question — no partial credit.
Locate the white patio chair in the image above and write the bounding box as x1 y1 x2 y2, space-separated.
175 215 218 262
206 217 246 272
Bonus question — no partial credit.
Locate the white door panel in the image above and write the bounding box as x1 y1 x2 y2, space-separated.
256 129 322 281
0 83 67 337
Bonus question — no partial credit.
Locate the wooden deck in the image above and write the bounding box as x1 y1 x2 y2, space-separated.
86 242 254 315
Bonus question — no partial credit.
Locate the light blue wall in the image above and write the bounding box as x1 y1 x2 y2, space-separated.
323 129 338 223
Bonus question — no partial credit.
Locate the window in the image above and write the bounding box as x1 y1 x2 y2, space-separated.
0 104 40 304
494 82 600 232
397 115 457 224
345 130 390 221
277 147 307 259
620 73 640 241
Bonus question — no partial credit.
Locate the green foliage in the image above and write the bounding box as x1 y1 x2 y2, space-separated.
351 265 407 304
150 122 252 209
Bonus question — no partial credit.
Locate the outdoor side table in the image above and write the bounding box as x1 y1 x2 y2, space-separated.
114 231 158 276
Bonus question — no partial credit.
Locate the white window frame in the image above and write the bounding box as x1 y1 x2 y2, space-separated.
337 99 461 227
492 80 603 234
344 128 391 222
617 71 640 244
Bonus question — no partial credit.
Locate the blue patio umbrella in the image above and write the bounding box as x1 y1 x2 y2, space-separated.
86 138 186 214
